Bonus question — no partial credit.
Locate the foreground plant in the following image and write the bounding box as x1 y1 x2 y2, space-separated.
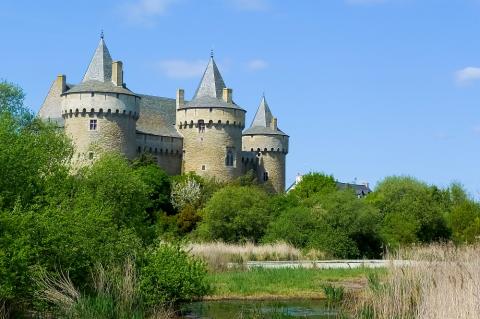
35 260 173 319
354 244 480 319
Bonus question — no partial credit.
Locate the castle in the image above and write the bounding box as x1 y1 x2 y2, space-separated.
38 36 289 192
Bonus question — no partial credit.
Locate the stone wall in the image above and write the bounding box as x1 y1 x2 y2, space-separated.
258 152 286 193
177 107 246 128
242 134 289 193
62 92 139 166
177 107 245 181
242 134 289 153
62 92 140 117
64 112 137 165
135 132 183 175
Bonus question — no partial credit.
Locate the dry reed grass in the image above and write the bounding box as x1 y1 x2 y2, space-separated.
354 243 480 319
186 242 324 271
35 260 175 319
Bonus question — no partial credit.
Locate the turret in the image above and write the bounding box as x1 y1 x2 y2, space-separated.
242 95 289 192
61 35 140 165
176 53 246 180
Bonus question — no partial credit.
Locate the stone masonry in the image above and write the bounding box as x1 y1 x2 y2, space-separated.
38 36 289 192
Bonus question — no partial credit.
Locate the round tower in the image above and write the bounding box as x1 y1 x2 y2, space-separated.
61 36 140 165
242 96 289 193
176 54 246 181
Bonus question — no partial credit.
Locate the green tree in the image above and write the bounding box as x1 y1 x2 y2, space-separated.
134 163 172 216
445 183 480 244
290 172 337 199
263 206 319 248
311 190 382 258
0 115 72 210
197 186 272 243
0 80 33 126
367 176 450 248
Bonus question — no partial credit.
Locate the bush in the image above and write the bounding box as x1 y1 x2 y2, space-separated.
367 176 450 247
197 186 272 243
289 172 337 199
265 190 382 259
263 206 319 248
139 243 211 306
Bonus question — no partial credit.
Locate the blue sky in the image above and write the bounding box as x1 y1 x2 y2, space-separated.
1 0 480 196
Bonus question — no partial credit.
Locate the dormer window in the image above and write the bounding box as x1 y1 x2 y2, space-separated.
89 119 97 131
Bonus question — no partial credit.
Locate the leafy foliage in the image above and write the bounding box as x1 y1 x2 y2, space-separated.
367 176 450 248
197 186 272 243
289 172 337 199
139 243 210 306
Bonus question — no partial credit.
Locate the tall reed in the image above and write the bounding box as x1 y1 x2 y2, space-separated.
35 260 175 319
187 242 324 271
354 244 480 319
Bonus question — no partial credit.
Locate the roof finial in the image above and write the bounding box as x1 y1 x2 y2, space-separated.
210 48 214 58
100 29 104 39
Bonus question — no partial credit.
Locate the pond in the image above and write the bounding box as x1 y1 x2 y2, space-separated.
181 299 338 318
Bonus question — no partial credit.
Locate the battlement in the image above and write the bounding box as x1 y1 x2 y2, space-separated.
61 92 140 119
242 134 289 154
177 107 245 130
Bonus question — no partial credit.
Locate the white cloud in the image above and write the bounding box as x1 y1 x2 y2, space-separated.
156 59 207 78
229 0 270 11
455 67 480 85
246 59 268 71
345 0 389 5
120 0 179 26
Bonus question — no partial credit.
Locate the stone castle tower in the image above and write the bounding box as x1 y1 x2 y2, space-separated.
243 96 289 192
60 36 140 164
176 54 246 181
38 36 289 191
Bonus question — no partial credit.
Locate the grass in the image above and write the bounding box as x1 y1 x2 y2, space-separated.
353 244 480 319
35 260 176 319
187 242 325 271
207 267 383 299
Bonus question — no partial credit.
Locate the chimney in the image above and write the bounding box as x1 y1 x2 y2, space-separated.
112 61 123 87
222 88 232 104
57 74 66 94
176 89 185 109
272 117 278 130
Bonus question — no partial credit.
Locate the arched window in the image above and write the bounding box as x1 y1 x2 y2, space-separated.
225 148 234 167
263 171 269 182
198 120 205 133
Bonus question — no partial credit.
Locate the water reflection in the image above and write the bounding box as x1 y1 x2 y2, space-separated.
182 300 338 318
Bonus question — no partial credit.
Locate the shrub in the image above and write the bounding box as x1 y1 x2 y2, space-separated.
263 206 319 248
139 243 211 306
367 176 451 247
289 172 337 199
197 186 272 243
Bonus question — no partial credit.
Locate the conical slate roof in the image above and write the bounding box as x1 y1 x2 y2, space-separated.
251 95 273 128
193 56 226 99
64 36 137 96
243 95 287 136
184 55 244 110
82 37 113 83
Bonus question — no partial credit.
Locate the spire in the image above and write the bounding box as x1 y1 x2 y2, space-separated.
192 55 226 100
251 95 274 128
82 36 113 83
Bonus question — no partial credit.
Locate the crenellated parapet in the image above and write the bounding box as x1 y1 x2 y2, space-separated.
62 92 140 119
177 107 245 130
